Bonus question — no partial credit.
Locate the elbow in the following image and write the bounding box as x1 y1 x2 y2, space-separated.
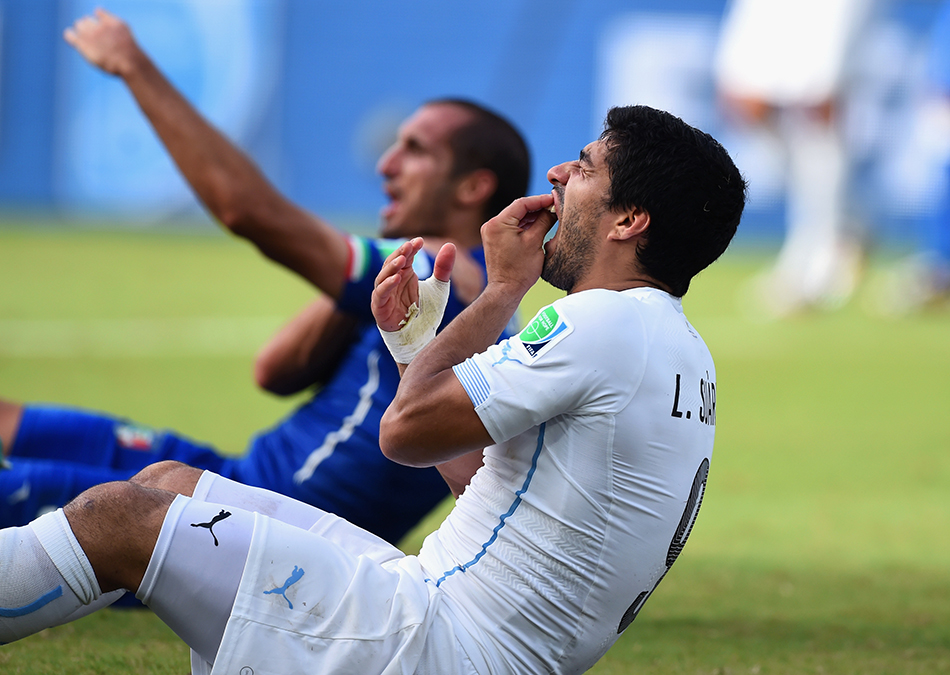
253 358 281 395
379 406 429 468
253 351 294 396
253 359 277 393
217 203 256 238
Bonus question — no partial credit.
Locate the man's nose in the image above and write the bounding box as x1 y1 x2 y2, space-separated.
547 161 569 186
377 146 400 177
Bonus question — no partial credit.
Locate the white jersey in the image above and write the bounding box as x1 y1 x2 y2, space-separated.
418 287 718 674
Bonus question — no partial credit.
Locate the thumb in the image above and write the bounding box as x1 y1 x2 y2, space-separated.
433 242 456 283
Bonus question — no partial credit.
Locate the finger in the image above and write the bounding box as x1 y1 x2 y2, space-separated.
374 253 407 288
519 193 556 214
378 238 423 280
492 194 556 230
433 243 456 283
516 206 558 245
94 8 118 28
382 237 423 271
63 27 77 46
73 17 95 39
373 265 413 305
371 276 405 330
402 237 424 268
374 270 402 300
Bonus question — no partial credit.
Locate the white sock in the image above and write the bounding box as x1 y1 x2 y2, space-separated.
0 509 121 643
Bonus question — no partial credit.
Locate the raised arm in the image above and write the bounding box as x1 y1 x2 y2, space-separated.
63 9 350 298
372 195 557 467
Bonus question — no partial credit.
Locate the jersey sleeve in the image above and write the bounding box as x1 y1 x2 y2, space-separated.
452 292 646 444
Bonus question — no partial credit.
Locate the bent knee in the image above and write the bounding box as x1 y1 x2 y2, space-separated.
130 461 202 496
64 479 174 592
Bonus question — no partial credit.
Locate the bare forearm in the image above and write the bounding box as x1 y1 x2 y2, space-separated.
123 56 347 288
65 9 277 238
255 297 359 395
118 50 271 229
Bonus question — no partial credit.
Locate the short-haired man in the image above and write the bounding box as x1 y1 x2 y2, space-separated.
0 105 746 674
0 9 529 544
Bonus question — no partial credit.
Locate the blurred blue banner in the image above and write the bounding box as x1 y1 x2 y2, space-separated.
0 0 946 244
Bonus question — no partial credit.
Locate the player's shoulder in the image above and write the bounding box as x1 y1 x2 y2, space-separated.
542 287 691 347
513 289 648 361
552 287 671 326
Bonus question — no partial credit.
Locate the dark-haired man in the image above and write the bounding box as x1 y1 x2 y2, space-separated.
1 105 746 674
0 8 529 544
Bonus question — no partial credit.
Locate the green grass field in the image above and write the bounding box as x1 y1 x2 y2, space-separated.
1 226 948 674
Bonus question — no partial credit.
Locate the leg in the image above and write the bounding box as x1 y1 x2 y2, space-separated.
134 474 416 668
0 405 231 527
0 479 173 644
1 464 241 662
11 404 228 474
128 462 398 663
190 469 403 564
129 459 203 496
771 108 860 311
133 489 254 663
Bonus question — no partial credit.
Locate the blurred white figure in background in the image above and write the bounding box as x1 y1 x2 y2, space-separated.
879 0 950 314
715 0 874 316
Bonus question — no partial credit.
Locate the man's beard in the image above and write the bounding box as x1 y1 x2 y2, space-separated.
541 211 595 293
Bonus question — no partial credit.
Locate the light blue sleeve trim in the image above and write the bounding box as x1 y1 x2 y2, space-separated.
453 358 490 408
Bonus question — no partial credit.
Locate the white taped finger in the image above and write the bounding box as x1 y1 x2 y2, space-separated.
378 276 451 364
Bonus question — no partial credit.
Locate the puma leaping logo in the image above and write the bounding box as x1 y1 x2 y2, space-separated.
491 342 523 367
264 566 305 609
190 509 232 546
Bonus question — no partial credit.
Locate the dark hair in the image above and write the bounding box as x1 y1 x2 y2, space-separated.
426 98 530 221
600 105 747 296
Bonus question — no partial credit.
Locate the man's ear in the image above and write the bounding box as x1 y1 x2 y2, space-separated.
455 169 497 209
608 206 650 241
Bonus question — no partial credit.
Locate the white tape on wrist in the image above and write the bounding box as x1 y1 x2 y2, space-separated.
378 276 451 364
